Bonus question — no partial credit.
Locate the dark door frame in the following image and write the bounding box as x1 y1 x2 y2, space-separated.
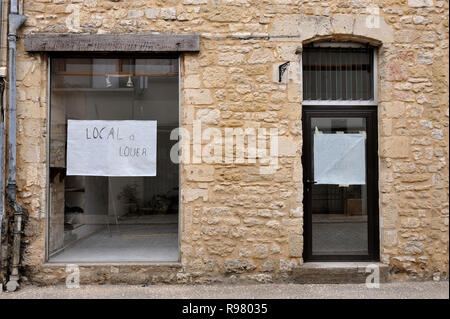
302 105 380 262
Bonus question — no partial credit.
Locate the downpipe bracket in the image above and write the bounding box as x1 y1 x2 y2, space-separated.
8 14 27 35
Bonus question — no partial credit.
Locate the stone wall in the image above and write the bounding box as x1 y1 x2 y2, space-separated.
6 0 449 283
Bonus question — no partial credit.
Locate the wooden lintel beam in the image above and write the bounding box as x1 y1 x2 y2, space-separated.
25 33 200 53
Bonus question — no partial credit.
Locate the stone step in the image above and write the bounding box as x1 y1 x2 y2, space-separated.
292 262 389 284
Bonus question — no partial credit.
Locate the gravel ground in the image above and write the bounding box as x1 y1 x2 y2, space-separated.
1 281 448 299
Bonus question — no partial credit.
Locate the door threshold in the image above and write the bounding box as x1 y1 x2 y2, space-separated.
292 262 389 284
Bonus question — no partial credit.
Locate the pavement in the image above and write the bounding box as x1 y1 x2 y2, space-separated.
0 281 448 299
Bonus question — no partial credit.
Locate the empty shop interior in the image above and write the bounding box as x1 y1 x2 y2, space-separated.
48 57 180 262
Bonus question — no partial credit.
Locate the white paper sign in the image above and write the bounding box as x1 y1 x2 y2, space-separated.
67 120 157 176
314 134 366 185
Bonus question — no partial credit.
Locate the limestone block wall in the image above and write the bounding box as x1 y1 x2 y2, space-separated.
5 0 448 283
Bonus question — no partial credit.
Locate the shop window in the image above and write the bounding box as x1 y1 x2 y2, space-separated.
48 57 179 262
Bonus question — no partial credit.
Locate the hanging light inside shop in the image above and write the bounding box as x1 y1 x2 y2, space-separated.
105 74 112 88
126 75 134 88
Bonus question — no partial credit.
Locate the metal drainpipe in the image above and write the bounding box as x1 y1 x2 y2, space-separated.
0 0 5 276
5 0 26 292
0 78 5 274
0 79 4 287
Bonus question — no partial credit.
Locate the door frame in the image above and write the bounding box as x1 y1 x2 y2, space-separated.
302 105 380 262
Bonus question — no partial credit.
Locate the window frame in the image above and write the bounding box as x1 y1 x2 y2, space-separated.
301 43 378 106
45 55 182 263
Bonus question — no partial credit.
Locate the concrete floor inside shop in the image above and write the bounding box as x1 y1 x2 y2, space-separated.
49 214 179 263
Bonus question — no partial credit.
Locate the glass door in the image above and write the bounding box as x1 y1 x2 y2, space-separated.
302 106 379 261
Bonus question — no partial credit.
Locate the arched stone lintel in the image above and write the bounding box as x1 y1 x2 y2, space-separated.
295 34 382 54
294 14 393 50
302 34 382 47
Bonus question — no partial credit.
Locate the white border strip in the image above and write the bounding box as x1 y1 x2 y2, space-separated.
302 100 377 106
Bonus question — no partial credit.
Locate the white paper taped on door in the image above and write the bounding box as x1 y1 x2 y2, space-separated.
313 133 366 185
66 120 157 176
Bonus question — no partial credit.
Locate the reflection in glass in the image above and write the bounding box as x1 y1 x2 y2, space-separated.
49 58 179 262
311 117 368 256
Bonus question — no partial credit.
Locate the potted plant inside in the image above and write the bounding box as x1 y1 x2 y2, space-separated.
117 184 139 215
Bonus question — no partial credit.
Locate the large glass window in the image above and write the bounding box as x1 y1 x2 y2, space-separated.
310 117 368 256
48 57 179 262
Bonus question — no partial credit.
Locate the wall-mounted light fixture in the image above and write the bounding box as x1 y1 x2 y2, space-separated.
279 62 290 82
